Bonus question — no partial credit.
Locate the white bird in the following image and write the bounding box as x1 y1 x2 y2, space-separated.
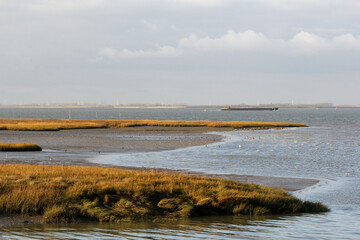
238 145 242 148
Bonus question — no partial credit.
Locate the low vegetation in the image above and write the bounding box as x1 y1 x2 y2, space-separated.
0 118 307 131
0 142 42 151
0 164 328 223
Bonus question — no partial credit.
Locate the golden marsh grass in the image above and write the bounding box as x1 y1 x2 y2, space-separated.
0 142 42 151
0 118 307 131
0 164 328 223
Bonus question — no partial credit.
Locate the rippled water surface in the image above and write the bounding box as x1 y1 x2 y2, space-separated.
0 107 359 239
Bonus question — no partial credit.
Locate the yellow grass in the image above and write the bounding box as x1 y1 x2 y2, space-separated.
0 118 307 131
0 164 328 223
0 142 42 151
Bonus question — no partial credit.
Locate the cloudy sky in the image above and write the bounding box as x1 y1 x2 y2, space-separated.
1 0 359 105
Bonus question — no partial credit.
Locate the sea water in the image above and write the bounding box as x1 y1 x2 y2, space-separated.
0 107 359 239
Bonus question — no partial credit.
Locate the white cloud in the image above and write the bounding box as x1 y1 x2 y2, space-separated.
289 31 331 55
332 34 360 50
99 48 118 57
97 30 360 59
178 30 274 52
94 45 182 59
121 45 182 58
289 32 360 55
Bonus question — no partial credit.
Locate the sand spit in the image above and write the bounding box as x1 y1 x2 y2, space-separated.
0 127 223 152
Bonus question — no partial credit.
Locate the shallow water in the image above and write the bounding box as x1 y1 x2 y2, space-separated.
0 107 359 239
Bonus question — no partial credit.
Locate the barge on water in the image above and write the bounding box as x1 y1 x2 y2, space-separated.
221 107 279 111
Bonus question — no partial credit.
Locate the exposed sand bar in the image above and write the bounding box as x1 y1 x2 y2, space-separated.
0 127 224 152
201 173 319 192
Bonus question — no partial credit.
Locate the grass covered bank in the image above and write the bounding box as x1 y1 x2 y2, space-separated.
0 118 307 131
0 164 328 223
0 142 42 151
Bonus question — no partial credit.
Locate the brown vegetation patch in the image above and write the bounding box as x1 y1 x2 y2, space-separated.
0 164 328 223
0 118 307 131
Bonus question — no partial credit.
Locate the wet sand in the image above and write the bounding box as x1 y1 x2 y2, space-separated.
204 173 319 192
0 127 224 152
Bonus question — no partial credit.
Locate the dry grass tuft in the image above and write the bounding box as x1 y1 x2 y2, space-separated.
0 118 307 131
0 164 328 223
0 142 42 151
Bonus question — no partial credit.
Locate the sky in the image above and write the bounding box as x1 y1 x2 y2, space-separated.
0 0 359 105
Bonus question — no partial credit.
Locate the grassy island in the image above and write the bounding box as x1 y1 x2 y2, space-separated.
0 118 307 131
0 142 42 151
0 164 328 223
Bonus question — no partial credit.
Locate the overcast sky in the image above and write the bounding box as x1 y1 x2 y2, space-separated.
1 0 359 105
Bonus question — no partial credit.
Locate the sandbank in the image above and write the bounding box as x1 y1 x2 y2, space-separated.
0 127 224 152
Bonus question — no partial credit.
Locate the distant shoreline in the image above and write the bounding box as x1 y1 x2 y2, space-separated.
0 105 188 109
0 104 359 109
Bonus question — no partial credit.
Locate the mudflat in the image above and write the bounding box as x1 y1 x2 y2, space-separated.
0 126 225 152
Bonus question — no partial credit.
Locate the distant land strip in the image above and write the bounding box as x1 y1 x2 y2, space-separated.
0 119 307 131
0 103 358 108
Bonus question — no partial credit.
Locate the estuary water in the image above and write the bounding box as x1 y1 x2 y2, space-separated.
0 107 359 239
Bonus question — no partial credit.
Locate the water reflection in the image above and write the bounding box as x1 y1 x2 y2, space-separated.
5 211 359 240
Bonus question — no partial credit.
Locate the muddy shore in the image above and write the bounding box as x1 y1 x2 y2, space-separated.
0 127 225 152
